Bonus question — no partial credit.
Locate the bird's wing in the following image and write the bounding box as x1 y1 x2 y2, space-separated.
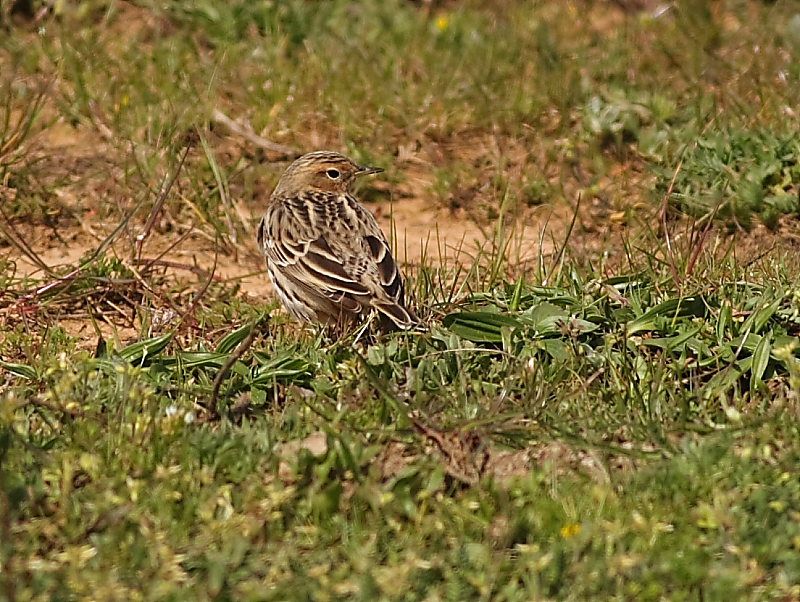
259 197 371 316
348 200 417 328
259 192 415 328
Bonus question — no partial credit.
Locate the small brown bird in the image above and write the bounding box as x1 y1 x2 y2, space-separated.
257 150 416 331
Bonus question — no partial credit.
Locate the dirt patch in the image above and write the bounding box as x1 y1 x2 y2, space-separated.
5 193 566 296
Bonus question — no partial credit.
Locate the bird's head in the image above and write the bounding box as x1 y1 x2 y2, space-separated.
272 151 383 197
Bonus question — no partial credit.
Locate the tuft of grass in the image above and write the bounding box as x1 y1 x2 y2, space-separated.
661 129 800 230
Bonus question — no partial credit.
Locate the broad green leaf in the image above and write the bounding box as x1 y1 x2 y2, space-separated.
442 312 522 343
703 365 742 400
521 302 569 334
175 351 229 368
640 328 701 352
508 279 524 312
716 303 732 342
737 355 753 374
251 352 310 385
750 296 783 334
687 337 714 360
539 339 571 361
118 334 173 364
750 331 772 389
729 333 763 355
567 318 599 334
215 323 254 354
604 274 648 287
168 352 250 375
0 361 37 380
627 296 706 334
740 292 783 336
527 285 569 297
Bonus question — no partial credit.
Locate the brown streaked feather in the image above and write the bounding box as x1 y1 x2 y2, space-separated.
259 151 417 331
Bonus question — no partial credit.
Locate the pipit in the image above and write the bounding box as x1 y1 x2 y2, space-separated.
258 150 417 331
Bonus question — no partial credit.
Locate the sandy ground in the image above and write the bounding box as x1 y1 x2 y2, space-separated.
5 116 567 298
8 197 563 299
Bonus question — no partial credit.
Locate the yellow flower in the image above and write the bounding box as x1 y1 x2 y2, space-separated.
435 15 449 32
560 522 581 539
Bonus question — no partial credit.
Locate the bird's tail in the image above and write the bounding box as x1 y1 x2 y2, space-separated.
373 300 420 332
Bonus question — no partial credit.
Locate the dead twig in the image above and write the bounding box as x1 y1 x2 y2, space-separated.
135 136 195 261
15 134 194 305
657 156 684 286
684 203 721 279
173 233 220 333
87 100 115 144
131 257 211 280
25 395 85 418
210 313 271 413
211 108 299 160
408 412 490 486
658 113 719 286
546 192 581 286
0 205 54 276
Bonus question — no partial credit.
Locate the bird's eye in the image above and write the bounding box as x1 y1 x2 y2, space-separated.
325 168 341 180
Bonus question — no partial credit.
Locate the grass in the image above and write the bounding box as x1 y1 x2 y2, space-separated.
2 0 800 599
661 129 800 229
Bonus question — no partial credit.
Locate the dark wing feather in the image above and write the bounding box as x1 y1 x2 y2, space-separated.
298 241 371 296
364 234 404 300
351 202 417 329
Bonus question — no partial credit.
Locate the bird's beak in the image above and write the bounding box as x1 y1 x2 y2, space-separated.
356 165 384 177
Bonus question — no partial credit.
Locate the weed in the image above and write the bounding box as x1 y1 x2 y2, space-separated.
662 129 800 229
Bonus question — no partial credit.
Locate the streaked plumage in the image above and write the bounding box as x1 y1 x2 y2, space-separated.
258 151 416 331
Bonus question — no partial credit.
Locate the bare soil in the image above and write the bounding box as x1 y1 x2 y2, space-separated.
5 108 576 298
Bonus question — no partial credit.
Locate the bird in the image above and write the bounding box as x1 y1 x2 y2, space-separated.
257 150 417 332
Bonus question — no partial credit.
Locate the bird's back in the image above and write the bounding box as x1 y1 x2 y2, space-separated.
259 189 416 330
